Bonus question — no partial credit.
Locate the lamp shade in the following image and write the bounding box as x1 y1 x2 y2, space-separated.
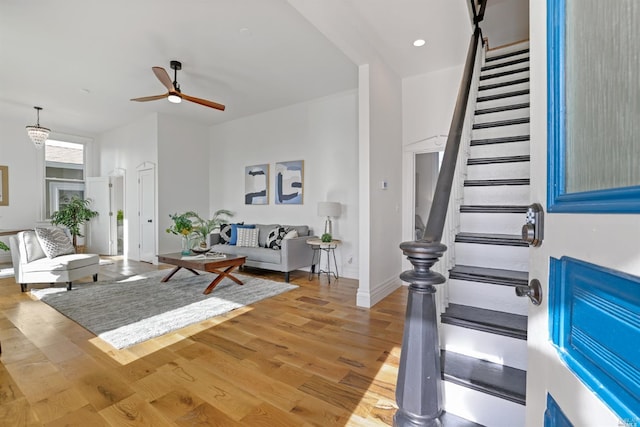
317 201 341 218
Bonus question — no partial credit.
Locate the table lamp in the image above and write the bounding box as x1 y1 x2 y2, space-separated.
317 201 341 235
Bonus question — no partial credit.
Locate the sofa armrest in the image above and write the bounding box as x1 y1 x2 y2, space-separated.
280 236 318 271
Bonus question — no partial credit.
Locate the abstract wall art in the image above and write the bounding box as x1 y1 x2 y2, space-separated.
0 165 8 206
245 164 269 205
275 160 303 205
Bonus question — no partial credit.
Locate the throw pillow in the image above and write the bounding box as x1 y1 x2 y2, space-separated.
219 224 233 244
236 228 259 247
35 227 75 258
22 230 46 262
230 223 253 245
283 228 299 239
266 226 287 250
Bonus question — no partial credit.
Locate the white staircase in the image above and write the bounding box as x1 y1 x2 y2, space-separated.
441 41 531 427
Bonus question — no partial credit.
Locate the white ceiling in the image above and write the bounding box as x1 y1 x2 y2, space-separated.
0 0 527 137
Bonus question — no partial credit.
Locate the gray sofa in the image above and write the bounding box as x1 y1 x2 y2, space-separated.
208 224 316 282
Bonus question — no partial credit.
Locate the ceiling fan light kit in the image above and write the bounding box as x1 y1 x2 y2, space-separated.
26 106 51 148
131 60 225 111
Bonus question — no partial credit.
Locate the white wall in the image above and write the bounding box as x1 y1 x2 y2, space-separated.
157 113 210 254
209 90 359 279
357 57 404 307
402 64 465 146
484 0 529 48
97 113 158 260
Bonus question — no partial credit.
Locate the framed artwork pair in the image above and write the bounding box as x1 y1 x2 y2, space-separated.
244 160 303 205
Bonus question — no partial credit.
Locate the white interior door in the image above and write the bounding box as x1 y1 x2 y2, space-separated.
85 176 112 255
138 167 155 263
527 1 640 425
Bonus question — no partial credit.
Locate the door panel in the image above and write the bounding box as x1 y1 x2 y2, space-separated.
138 168 155 263
85 177 112 255
528 1 640 425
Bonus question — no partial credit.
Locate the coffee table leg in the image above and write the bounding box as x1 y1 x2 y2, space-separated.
161 266 200 282
203 265 243 294
161 266 182 282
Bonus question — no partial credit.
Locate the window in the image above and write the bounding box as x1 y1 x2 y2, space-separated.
45 139 85 218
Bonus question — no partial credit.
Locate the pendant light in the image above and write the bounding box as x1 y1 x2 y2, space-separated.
25 106 50 148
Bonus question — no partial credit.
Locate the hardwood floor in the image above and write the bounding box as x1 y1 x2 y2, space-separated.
0 258 408 426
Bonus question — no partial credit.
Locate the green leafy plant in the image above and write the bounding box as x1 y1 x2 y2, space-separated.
185 209 234 246
0 241 8 251
116 209 124 222
321 233 332 243
50 196 99 249
166 213 194 236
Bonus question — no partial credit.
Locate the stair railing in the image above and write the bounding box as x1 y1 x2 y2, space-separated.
394 1 486 424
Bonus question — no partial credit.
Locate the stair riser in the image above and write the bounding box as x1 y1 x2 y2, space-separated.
476 94 530 110
444 382 526 427
484 52 529 68
474 107 530 124
478 82 529 99
441 324 528 370
466 162 529 180
463 185 530 205
481 60 530 76
454 242 529 271
470 140 530 158
447 278 529 315
486 41 529 58
459 212 525 235
472 123 529 140
479 69 530 86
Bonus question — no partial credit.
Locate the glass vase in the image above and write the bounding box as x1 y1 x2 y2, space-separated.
181 235 191 255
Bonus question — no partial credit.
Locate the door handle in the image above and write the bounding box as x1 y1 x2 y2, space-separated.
515 279 543 305
522 203 544 247
147 219 152 223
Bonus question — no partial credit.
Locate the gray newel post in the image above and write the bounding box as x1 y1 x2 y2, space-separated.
394 240 447 427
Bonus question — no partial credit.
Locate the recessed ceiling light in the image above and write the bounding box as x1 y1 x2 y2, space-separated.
413 39 426 47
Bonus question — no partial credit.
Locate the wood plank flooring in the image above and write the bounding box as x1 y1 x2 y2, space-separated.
0 258 408 426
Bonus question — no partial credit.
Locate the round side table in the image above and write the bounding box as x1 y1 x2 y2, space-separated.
306 238 341 283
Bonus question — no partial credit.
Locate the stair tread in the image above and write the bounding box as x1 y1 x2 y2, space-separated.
467 155 530 165
481 57 529 72
455 232 528 247
473 117 529 129
480 66 529 81
478 77 529 91
475 102 530 115
442 350 527 405
460 205 528 213
441 303 528 340
485 48 530 62
477 89 529 103
450 264 528 286
441 411 485 427
464 178 530 186
470 135 530 146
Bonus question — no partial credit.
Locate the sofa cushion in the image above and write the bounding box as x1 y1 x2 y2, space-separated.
229 223 252 245
35 227 75 258
283 228 298 239
22 230 46 262
256 224 279 247
234 246 281 264
21 253 99 273
266 226 287 250
236 228 259 247
283 225 309 237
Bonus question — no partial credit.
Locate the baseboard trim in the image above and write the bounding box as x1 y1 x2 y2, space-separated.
356 275 401 308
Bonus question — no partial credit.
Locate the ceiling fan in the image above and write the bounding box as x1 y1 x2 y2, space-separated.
131 60 225 111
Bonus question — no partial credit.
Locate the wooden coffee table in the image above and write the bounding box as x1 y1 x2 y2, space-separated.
157 253 247 294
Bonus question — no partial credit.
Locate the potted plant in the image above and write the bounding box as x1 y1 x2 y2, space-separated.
185 209 234 248
50 196 99 251
0 242 8 252
166 212 195 255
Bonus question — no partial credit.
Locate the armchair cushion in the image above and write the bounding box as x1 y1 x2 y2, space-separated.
23 230 46 262
35 227 75 258
21 253 99 273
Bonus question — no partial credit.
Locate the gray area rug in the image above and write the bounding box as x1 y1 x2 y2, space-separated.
31 269 297 349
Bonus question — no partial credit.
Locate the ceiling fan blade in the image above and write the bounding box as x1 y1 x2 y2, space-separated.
152 66 175 91
182 93 226 111
130 93 169 102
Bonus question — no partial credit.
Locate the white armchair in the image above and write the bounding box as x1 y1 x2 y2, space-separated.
9 229 99 292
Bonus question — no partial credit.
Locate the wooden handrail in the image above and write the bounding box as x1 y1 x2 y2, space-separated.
394 2 486 423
